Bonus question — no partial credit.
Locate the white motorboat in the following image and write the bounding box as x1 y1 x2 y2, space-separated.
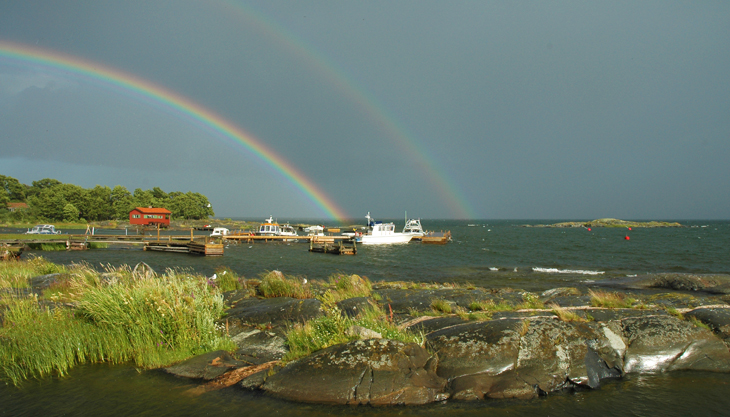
402 219 426 237
359 213 413 245
25 224 61 235
210 227 230 237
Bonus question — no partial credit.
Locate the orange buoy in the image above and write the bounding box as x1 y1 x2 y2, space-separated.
628 227 632 231
587 228 592 231
624 236 630 240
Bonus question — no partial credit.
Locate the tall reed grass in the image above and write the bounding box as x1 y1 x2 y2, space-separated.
0 260 234 385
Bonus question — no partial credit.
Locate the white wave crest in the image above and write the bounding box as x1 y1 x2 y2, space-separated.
532 267 605 275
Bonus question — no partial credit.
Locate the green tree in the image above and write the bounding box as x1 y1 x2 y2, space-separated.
85 185 112 221
27 178 62 198
63 203 80 222
28 187 66 221
110 185 134 220
0 175 27 202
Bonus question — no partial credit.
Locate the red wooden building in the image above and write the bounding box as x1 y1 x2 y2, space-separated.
129 207 171 227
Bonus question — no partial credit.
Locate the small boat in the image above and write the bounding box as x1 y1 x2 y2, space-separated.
25 224 61 235
279 223 299 241
256 216 280 237
304 225 325 236
210 227 230 237
359 213 413 245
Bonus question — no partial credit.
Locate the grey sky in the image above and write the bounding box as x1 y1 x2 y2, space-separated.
1 1 728 220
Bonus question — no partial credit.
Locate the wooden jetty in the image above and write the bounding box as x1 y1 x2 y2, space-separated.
0 229 225 256
419 231 452 244
309 237 357 255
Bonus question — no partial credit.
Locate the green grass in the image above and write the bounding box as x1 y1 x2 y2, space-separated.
283 302 423 362
213 266 244 293
550 304 586 322
0 256 67 289
589 290 634 308
517 292 544 310
430 299 453 314
0 260 235 385
258 270 312 299
468 300 515 312
319 273 372 304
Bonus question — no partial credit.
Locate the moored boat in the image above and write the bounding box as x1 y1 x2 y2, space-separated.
25 224 61 235
256 216 280 237
359 213 413 245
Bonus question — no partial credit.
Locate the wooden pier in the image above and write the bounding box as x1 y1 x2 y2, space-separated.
309 237 357 255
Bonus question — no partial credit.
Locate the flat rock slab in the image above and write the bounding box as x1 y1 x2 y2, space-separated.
224 297 323 329
685 307 730 340
164 350 245 380
263 339 447 405
595 273 730 295
375 288 523 314
230 328 288 364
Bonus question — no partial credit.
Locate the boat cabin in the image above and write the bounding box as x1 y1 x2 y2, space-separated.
129 207 171 227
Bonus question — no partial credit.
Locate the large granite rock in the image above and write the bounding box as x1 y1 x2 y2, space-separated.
263 339 447 405
427 317 623 400
224 297 323 331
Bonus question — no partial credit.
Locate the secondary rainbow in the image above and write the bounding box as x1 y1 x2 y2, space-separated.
217 1 477 219
0 40 348 222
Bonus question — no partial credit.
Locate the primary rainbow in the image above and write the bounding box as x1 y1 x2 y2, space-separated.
0 40 348 222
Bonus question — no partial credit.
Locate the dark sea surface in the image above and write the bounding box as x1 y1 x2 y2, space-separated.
2 219 729 415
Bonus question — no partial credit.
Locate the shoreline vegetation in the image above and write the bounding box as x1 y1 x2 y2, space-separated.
523 218 683 228
4 257 730 404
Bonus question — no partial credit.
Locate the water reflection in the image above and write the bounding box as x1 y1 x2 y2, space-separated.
2 364 730 416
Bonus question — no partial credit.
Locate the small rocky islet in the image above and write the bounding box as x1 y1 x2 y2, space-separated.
522 218 683 228
163 273 730 405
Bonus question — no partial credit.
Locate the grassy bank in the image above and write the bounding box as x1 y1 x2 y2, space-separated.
0 257 234 386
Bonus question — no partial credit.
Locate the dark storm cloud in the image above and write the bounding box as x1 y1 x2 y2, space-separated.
0 0 728 218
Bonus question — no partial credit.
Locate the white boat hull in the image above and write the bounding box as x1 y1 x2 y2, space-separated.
360 234 413 245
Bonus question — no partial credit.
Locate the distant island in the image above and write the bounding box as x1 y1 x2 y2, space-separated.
523 218 683 228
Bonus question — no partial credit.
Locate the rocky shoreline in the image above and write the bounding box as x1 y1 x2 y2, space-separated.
164 274 730 405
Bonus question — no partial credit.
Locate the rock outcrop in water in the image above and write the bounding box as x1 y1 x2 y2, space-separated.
164 282 730 405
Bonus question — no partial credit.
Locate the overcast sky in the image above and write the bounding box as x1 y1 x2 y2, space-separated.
1 1 728 220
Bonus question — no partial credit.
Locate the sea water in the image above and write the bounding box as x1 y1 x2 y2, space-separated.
2 219 729 415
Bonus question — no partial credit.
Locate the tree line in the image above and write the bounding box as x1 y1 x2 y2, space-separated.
1 175 214 223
